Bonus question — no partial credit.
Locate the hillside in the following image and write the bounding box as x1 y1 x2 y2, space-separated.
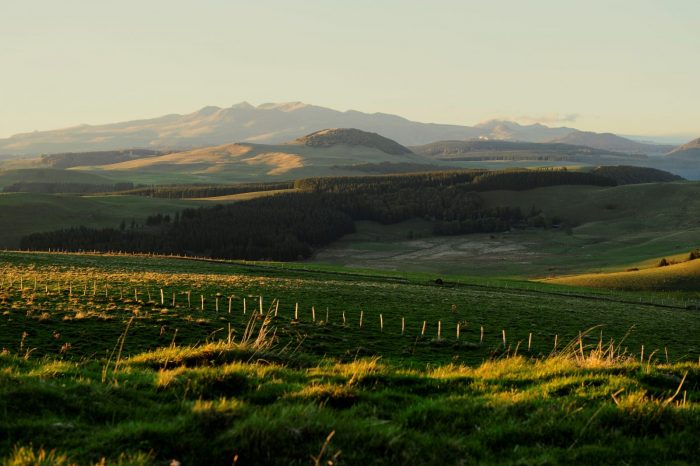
312 180 700 276
0 101 674 156
0 168 117 189
411 139 646 164
543 254 700 291
1 251 698 464
0 193 210 247
473 119 574 142
552 130 674 155
40 149 163 169
667 137 700 160
14 169 696 272
290 128 413 155
74 130 434 184
590 165 684 184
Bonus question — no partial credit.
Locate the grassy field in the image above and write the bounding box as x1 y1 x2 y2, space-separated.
311 182 700 277
0 168 118 189
193 188 298 202
0 251 698 464
0 194 209 248
544 255 700 291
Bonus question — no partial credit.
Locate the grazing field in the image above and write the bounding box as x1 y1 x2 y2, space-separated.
312 182 700 277
0 194 211 248
193 188 298 202
544 255 700 291
0 168 118 189
0 251 698 464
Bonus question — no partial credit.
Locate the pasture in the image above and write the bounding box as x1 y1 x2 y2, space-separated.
0 251 698 464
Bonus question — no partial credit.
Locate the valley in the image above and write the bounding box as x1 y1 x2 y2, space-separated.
1 109 698 466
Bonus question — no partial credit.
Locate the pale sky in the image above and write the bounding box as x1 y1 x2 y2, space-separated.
1 0 698 141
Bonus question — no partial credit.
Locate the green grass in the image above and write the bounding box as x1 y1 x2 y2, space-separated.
0 168 117 189
0 193 225 248
312 182 700 277
0 251 699 464
2 350 698 465
544 255 700 291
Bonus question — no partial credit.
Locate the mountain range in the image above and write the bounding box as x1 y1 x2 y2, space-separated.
0 102 680 156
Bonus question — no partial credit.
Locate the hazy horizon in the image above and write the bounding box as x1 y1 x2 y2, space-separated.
1 0 698 142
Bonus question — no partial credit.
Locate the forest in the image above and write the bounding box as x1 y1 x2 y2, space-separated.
19 169 612 260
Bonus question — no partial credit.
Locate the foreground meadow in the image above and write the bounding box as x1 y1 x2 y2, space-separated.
0 252 698 464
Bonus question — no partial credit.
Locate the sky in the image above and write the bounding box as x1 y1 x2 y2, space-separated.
1 0 698 142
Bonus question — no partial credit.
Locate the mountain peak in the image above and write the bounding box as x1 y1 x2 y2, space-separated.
257 101 309 112
197 105 222 115
230 101 254 110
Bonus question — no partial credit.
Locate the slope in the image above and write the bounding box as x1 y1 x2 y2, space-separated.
0 193 209 248
543 255 700 291
411 139 646 164
0 168 118 189
311 181 700 277
74 129 435 184
667 137 700 160
552 131 674 155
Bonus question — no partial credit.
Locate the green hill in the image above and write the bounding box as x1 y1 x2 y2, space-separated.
312 180 700 277
0 168 117 189
0 251 698 464
73 130 433 184
0 193 209 248
40 149 163 169
411 139 646 164
590 165 683 184
290 128 413 155
543 253 700 291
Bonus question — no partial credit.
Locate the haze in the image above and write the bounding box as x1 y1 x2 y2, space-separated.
1 0 698 140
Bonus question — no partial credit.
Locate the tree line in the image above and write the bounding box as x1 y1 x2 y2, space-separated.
21 168 627 260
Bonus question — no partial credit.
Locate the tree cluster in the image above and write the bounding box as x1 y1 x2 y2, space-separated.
21 168 613 260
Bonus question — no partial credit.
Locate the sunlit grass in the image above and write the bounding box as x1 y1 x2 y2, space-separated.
0 251 699 464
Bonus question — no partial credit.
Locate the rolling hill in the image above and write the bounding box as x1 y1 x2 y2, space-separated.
543 254 700 291
667 137 700 160
0 101 677 156
290 128 413 155
0 168 117 189
70 129 436 184
40 149 163 169
472 119 574 142
0 193 210 248
411 139 647 164
312 180 700 277
551 130 674 155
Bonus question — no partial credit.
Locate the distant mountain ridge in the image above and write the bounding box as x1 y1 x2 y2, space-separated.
0 101 680 156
